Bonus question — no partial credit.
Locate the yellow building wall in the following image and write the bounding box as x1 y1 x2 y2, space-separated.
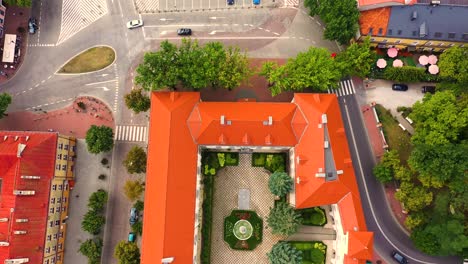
43 135 76 264
358 35 466 52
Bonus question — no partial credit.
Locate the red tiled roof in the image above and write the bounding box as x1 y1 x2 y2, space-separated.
358 0 416 9
0 131 57 263
359 7 392 36
143 92 372 264
348 231 374 260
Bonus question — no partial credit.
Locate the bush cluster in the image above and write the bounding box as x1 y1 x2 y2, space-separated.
252 153 287 173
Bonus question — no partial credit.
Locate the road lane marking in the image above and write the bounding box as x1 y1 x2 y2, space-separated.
85 79 118 86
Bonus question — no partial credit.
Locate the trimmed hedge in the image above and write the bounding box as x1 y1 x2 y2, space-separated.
202 151 239 176
224 210 263 250
299 207 327 226
289 241 327 264
370 65 441 83
252 153 287 173
200 172 215 263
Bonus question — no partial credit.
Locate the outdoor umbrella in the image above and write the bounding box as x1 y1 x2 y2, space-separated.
393 59 404 67
428 54 438 65
387 48 398 58
377 58 387 69
428 64 439 74
418 55 429 65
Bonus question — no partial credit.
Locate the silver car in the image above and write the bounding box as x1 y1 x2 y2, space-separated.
127 19 144 29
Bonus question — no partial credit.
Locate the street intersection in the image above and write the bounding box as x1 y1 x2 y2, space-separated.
0 0 460 263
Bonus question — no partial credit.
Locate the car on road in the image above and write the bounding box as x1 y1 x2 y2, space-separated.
177 28 192 36
391 251 409 264
392 84 408 91
421 85 436 94
228 0 234 4
253 0 260 4
128 232 136 242
28 18 38 34
129 208 138 225
127 19 144 29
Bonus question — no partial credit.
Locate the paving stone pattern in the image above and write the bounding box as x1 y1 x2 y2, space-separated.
211 154 285 264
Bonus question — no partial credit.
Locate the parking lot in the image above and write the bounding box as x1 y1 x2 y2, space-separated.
134 0 278 13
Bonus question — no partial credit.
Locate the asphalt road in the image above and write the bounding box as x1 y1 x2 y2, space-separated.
338 91 461 264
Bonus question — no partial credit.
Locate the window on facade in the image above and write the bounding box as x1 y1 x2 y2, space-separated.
412 41 419 45
45 260 49 264
57 255 62 261
55 220 60 226
388 29 392 35
72 146 76 152
56 207 61 213
59 232 64 238
51 198 55 204
58 243 63 250
61 164 67 171
53 233 58 239
439 43 445 46
57 154 62 159
58 184 63 190
58 144 63 150
397 30 402 35
63 155 68 160
52 246 56 252
63 197 67 203
51 257 55 263
434 32 442 38
62 206 67 213
45 247 50 253
368 27 373 35
64 184 69 190
378 28 383 35
49 221 53 227
64 145 69 150
448 32 456 39
0 10 5 15
463 33 468 40
52 185 57 190
55 164 60 170
47 235 51 241
49 208 54 214
412 31 417 36
449 44 455 47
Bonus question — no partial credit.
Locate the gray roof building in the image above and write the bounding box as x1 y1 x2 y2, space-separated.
386 4 468 42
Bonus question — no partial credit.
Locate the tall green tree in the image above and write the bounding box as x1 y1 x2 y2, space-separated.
124 88 151 114
267 242 303 264
114 241 141 264
135 41 179 91
79 238 103 264
81 211 105 235
267 202 302 236
268 171 294 197
372 150 401 183
336 37 375 77
123 146 147 174
395 181 433 212
0 93 12 118
87 189 108 212
261 47 341 96
124 180 145 201
85 125 114 154
218 46 251 90
177 38 209 89
437 46 468 94
409 91 468 145
304 0 359 45
203 42 227 88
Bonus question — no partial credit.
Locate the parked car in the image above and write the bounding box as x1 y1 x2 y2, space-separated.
129 208 138 225
227 0 234 4
391 251 409 264
177 28 192 36
253 0 260 4
28 18 38 34
127 19 144 29
128 232 136 242
392 84 408 91
421 86 436 94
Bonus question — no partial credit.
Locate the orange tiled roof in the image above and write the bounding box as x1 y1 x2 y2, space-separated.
143 92 372 264
359 7 392 35
358 0 416 9
0 131 57 263
348 231 374 260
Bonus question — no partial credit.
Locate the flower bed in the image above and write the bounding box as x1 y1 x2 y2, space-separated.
224 210 263 250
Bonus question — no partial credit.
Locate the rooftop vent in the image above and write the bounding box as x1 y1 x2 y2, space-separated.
315 173 326 178
13 190 35 196
337 170 344 175
220 115 225 125
0 218 8 222
25 136 29 141
14 136 18 141
431 0 440 5
419 22 427 38
4 259 29 264
17 144 26 158
21 176 41 180
411 11 417 21
3 135 7 141
0 242 10 247
226 120 232 125
324 141 329 149
321 114 328 124
13 231 27 235
15 219 28 223
162 257 175 264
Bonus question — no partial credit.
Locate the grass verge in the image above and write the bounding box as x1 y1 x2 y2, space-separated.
59 46 115 73
375 104 413 164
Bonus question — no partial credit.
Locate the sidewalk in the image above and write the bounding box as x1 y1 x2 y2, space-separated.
0 96 115 138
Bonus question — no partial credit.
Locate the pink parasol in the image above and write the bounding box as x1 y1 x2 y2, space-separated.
428 64 439 74
393 59 404 67
428 54 438 65
387 48 398 58
377 58 387 68
418 55 429 65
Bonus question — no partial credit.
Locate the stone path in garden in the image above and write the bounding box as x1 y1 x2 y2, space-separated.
211 154 285 264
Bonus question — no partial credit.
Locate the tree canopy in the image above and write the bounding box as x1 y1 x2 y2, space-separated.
437 46 468 94
79 238 103 264
260 47 341 96
87 189 108 212
124 88 151 114
304 0 360 45
268 171 294 197
135 39 250 91
267 202 302 236
85 125 114 154
123 146 147 174
372 150 400 183
81 211 105 235
124 180 145 201
336 37 376 78
114 241 140 264
267 242 303 264
0 93 12 119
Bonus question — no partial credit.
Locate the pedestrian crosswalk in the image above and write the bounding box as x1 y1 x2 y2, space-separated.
135 0 159 13
57 0 108 45
283 0 299 7
115 125 148 142
328 79 356 97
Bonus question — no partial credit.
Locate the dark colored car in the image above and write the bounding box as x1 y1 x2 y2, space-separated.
129 208 138 225
228 0 234 5
177 28 192 36
421 86 436 94
391 251 409 264
28 18 38 34
392 84 408 91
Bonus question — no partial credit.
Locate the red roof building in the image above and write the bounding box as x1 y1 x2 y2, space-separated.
142 92 373 264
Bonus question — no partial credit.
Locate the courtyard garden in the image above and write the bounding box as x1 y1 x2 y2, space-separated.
224 210 263 250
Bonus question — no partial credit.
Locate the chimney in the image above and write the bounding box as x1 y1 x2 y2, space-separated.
220 115 225 125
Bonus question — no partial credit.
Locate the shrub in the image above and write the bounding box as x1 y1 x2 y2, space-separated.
384 66 427 82
299 207 327 226
114 241 140 264
267 241 303 264
267 202 302 236
252 153 267 167
79 238 103 264
225 152 239 166
268 171 293 197
265 153 286 173
133 200 144 212
123 146 147 174
101 158 109 165
289 241 327 264
124 180 145 201
77 101 86 110
98 174 106 180
82 211 105 235
132 221 143 235
200 173 215 263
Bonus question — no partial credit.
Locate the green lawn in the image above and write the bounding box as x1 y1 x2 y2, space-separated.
375 105 413 164
59 46 115 73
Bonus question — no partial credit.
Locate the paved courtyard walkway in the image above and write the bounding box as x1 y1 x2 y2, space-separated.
211 154 285 264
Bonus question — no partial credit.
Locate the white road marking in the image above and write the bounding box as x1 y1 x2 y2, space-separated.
85 79 117 86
